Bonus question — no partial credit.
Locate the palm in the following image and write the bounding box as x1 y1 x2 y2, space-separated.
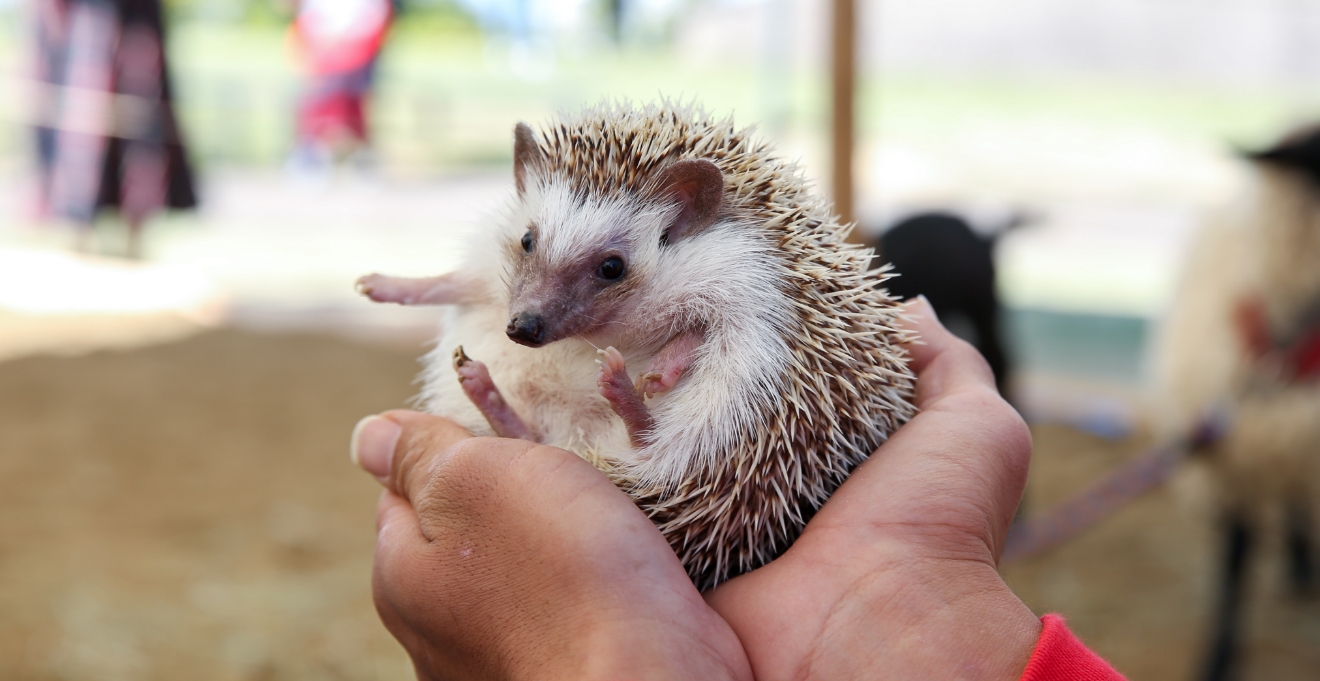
370 420 753 681
363 300 1040 680
705 309 1036 681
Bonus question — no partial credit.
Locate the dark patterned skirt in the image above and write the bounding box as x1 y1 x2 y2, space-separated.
34 0 196 225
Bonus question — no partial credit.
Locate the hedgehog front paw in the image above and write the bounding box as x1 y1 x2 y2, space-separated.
634 330 700 400
596 347 654 448
454 349 500 411
596 346 633 407
634 372 665 400
596 346 627 382
453 347 536 441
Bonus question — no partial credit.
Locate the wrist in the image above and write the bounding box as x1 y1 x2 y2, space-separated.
493 595 747 681
576 619 746 681
807 559 1034 681
862 560 1040 680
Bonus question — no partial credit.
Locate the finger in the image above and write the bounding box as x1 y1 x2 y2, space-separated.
373 488 429 591
352 409 475 502
371 490 436 656
389 411 482 511
352 414 403 483
897 295 953 373
892 297 1029 537
376 486 423 540
373 489 432 595
898 296 998 409
800 298 1030 561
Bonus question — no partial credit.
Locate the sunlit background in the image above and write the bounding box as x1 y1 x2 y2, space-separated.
2 1 1319 679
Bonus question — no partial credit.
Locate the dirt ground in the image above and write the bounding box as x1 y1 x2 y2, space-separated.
1 329 1318 681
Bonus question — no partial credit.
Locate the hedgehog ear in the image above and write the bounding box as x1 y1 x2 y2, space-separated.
648 159 724 245
513 122 545 196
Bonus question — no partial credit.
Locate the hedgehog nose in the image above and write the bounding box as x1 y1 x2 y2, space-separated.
506 312 546 347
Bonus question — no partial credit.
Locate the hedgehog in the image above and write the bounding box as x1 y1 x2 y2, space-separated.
357 102 917 589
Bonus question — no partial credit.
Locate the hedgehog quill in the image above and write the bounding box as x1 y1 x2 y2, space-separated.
357 102 917 589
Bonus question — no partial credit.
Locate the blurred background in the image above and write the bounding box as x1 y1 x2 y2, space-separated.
2 0 1319 679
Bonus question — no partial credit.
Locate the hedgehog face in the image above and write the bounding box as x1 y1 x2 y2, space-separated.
504 180 653 348
503 121 727 349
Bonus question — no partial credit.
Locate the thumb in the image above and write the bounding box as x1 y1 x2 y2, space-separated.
351 409 475 503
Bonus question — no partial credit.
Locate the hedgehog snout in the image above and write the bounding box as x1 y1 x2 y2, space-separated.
507 312 546 347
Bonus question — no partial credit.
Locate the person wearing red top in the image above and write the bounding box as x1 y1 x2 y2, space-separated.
288 0 392 169
1023 615 1124 681
352 296 1126 680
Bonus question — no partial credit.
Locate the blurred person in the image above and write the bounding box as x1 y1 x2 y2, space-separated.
351 298 1128 680
32 0 197 259
287 0 393 175
1151 125 1320 681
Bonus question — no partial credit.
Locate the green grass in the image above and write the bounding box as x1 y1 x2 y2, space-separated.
865 71 1307 150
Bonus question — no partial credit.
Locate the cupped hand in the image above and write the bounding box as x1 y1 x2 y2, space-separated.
704 296 1041 680
352 413 752 681
353 296 1039 681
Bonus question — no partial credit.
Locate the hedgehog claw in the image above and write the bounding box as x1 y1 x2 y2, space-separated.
635 371 664 400
452 345 472 370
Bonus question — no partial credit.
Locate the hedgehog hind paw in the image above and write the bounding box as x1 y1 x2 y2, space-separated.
356 272 483 306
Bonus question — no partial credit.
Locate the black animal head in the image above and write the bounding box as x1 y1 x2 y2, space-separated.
1242 125 1320 185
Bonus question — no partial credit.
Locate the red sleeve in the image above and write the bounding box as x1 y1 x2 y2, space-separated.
1020 614 1126 681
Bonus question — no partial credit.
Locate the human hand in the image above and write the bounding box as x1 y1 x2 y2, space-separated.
352 296 1037 681
351 412 752 681
704 295 1040 680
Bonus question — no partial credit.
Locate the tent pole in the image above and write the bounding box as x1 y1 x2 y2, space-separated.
831 0 859 242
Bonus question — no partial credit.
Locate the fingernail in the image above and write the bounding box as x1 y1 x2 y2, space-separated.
910 294 939 322
351 415 401 479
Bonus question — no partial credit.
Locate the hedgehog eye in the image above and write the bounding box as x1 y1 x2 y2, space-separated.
597 256 626 281
521 231 534 253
